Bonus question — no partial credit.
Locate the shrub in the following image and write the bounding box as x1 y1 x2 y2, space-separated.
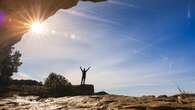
44 72 73 97
0 48 22 84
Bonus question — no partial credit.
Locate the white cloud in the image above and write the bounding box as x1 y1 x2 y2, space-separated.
12 72 31 80
63 9 120 25
108 0 139 8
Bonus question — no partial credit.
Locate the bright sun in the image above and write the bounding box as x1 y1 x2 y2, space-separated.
30 22 44 34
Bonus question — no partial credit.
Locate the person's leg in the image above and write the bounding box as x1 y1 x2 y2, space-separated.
81 77 83 85
82 78 84 85
83 77 86 85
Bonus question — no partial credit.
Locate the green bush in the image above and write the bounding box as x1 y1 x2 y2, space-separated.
44 72 73 97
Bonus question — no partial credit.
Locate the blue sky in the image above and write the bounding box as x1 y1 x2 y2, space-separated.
14 0 195 96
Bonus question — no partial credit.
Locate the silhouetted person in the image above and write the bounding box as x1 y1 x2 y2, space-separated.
80 66 91 85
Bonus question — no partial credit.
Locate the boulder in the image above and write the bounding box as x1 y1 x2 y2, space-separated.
72 84 94 95
95 91 109 95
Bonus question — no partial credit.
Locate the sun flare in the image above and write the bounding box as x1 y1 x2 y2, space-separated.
30 22 44 34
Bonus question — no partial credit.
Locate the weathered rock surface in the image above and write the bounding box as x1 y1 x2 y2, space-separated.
0 94 195 110
72 84 95 95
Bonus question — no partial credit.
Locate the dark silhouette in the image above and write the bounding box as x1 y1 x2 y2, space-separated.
0 48 22 84
9 79 42 86
44 72 73 97
80 66 91 85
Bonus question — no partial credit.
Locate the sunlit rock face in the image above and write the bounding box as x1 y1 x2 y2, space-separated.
0 0 106 79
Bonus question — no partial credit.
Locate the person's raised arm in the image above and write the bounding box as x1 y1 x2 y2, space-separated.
80 66 83 71
86 66 91 72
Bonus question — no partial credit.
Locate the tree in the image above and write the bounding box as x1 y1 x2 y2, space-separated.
0 48 22 84
44 73 72 96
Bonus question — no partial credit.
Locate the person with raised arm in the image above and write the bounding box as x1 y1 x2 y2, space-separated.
80 66 91 85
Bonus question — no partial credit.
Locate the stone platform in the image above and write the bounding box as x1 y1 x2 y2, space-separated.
72 84 94 95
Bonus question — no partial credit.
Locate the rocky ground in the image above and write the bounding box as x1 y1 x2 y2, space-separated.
0 94 195 110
